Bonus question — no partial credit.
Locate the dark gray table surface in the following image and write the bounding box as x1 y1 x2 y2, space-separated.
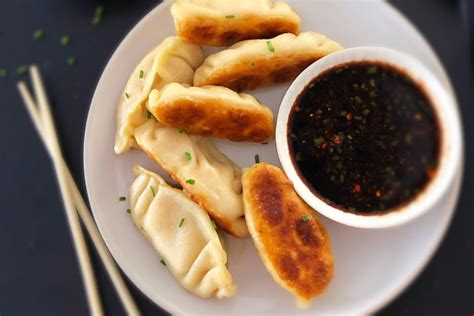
0 0 472 315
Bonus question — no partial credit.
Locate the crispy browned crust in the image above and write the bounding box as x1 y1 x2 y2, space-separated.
242 163 334 305
151 98 274 143
175 15 300 47
138 144 248 238
195 52 332 91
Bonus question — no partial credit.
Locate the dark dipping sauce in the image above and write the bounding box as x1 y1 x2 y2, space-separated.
288 61 441 214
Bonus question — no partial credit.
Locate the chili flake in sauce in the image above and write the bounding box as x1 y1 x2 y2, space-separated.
288 61 440 214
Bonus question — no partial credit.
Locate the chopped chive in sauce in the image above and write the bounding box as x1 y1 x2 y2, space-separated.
92 5 104 25
150 186 156 197
225 15 235 18
302 215 310 222
0 68 7 78
178 218 185 228
178 128 185 134
184 152 192 161
266 40 275 53
67 57 76 66
160 259 167 266
60 35 70 46
16 65 28 75
367 65 378 74
147 110 152 119
254 154 260 163
211 220 217 230
126 208 131 214
33 29 45 40
186 179 195 185
119 196 126 201
125 92 130 99
139 70 144 79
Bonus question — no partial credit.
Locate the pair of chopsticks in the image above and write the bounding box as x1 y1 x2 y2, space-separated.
17 66 140 316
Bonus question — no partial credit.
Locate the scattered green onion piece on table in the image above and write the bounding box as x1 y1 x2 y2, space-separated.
186 179 195 185
225 15 235 18
266 40 275 53
147 110 152 119
150 185 156 197
16 65 28 75
184 152 192 161
33 29 45 40
92 5 104 25
211 220 217 230
125 92 130 99
126 208 131 214
178 218 185 228
139 70 144 79
67 57 76 66
60 35 70 46
119 196 126 201
160 259 167 266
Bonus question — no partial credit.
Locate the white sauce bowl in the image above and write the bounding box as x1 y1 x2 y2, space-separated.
276 47 463 229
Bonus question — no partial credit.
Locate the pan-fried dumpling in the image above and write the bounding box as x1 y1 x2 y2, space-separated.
134 119 248 238
242 163 334 308
147 83 274 142
114 36 204 154
130 165 236 298
170 0 300 47
194 32 343 90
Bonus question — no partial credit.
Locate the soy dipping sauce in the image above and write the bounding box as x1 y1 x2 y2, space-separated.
288 61 441 214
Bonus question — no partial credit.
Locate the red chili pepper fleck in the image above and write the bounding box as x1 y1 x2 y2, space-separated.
353 184 361 193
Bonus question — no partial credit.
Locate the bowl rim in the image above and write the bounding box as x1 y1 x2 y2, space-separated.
276 46 463 229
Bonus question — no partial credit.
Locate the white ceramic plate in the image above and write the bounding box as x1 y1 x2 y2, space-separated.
84 0 463 314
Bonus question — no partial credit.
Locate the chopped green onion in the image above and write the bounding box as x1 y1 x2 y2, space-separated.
147 110 152 119
225 15 235 18
160 259 167 266
139 70 144 79
302 215 310 222
119 196 126 201
251 62 256 67
314 136 325 146
266 40 275 53
178 218 185 228
184 152 192 161
150 185 156 197
92 5 104 25
211 220 217 230
186 179 195 185
33 29 45 40
367 65 378 74
126 208 131 214
67 57 76 66
254 154 260 163
0 68 7 78
16 65 28 75
125 92 130 99
178 128 184 134
60 35 70 46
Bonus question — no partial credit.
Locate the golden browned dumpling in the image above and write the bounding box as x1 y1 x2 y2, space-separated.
194 32 343 91
170 0 300 47
147 83 274 142
242 163 334 308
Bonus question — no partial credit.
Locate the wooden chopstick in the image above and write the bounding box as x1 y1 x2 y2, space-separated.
17 66 140 316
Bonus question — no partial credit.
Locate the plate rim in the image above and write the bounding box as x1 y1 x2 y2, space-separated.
83 0 464 314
